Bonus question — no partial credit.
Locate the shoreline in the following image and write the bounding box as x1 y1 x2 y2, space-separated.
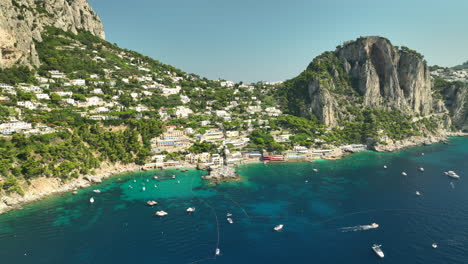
0 133 466 215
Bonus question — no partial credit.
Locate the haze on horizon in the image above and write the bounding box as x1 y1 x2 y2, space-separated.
90 0 468 83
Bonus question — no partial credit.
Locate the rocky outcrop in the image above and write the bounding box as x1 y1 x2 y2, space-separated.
441 82 468 131
0 0 105 68
287 36 449 127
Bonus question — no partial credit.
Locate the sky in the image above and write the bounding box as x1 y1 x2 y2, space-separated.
89 0 468 82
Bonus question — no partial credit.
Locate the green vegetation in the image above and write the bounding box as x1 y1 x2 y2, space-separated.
0 66 37 85
248 129 284 152
400 46 424 60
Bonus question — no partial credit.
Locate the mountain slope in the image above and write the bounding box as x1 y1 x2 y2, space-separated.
0 0 104 68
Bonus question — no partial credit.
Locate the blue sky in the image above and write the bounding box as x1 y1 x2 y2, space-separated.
89 0 468 82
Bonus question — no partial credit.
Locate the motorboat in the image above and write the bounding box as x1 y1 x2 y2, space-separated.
89 197 95 203
215 248 220 256
432 243 438 248
153 176 158 179
186 207 196 213
419 167 424 172
370 223 379 228
372 244 384 258
147 200 158 206
402 172 407 176
155 211 168 216
142 187 146 191
226 213 232 217
72 191 78 195
416 191 421 196
227 218 233 224
172 175 176 179
313 168 318 172
445 171 460 179
93 189 101 193
383 165 387 169
177 180 180 184
274 224 283 231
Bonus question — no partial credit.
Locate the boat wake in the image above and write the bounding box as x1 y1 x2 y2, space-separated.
340 223 379 232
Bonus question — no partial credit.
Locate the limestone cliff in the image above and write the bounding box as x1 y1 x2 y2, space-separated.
283 36 449 128
0 0 105 68
440 82 468 131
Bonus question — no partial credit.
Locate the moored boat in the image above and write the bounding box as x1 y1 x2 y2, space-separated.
419 167 424 172
215 248 220 256
147 200 158 206
93 189 101 193
432 243 438 248
89 197 95 203
445 171 460 179
372 244 384 258
274 224 283 231
155 211 168 216
227 218 233 224
186 207 196 213
402 172 407 176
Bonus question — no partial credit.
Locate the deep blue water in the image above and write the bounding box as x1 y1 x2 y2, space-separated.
0 137 467 264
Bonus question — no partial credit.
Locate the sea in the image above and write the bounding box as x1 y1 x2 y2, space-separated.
0 137 467 264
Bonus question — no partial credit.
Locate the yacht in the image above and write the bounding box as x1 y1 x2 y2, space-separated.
89 197 95 203
147 200 157 206
372 244 384 258
155 211 168 216
227 218 233 224
93 189 101 193
186 207 196 213
402 172 407 176
274 224 283 231
445 171 460 179
215 248 220 256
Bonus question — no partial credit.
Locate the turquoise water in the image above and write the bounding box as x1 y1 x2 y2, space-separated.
0 138 467 263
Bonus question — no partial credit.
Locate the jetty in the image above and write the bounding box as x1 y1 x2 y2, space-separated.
202 165 239 183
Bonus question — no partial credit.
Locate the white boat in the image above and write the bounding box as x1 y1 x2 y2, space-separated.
419 167 424 172
155 211 168 216
227 218 233 224
416 191 421 196
215 248 220 256
432 243 438 248
313 168 318 172
370 223 379 228
402 172 407 176
274 224 283 231
147 200 157 206
133 179 136 183
93 189 101 193
383 165 387 169
187 207 196 213
177 180 180 184
153 176 158 179
142 187 146 191
445 171 460 179
421 152 425 156
372 244 384 258
172 175 176 179
89 197 95 203
226 213 232 217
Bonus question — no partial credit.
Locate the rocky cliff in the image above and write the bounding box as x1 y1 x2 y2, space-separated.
440 82 468 131
0 0 104 68
283 36 449 128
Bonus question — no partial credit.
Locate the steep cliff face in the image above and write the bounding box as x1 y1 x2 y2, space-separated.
440 82 468 131
0 0 105 68
284 36 448 127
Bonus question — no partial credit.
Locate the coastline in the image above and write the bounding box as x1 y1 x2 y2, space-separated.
0 133 466 215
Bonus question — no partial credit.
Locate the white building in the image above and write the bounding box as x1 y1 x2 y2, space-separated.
49 70 66 79
161 86 181 96
54 91 73 97
70 79 86 86
175 106 193 118
86 96 104 106
0 121 32 135
92 88 103 94
36 93 50 100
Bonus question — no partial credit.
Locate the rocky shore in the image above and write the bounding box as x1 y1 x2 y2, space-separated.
0 162 141 215
372 132 467 152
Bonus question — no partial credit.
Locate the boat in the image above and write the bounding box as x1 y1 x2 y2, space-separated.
402 172 407 176
72 191 78 195
416 191 421 196
155 211 168 216
274 224 283 231
313 168 318 172
227 218 233 224
142 187 146 191
172 175 176 179
432 243 438 248
215 248 220 256
186 207 196 212
133 179 136 183
153 176 158 179
147 200 157 206
422 152 425 156
419 167 424 172
372 244 384 258
89 197 94 203
93 189 101 193
226 213 232 217
445 171 460 179
370 223 379 228
177 180 180 184
383 165 387 169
